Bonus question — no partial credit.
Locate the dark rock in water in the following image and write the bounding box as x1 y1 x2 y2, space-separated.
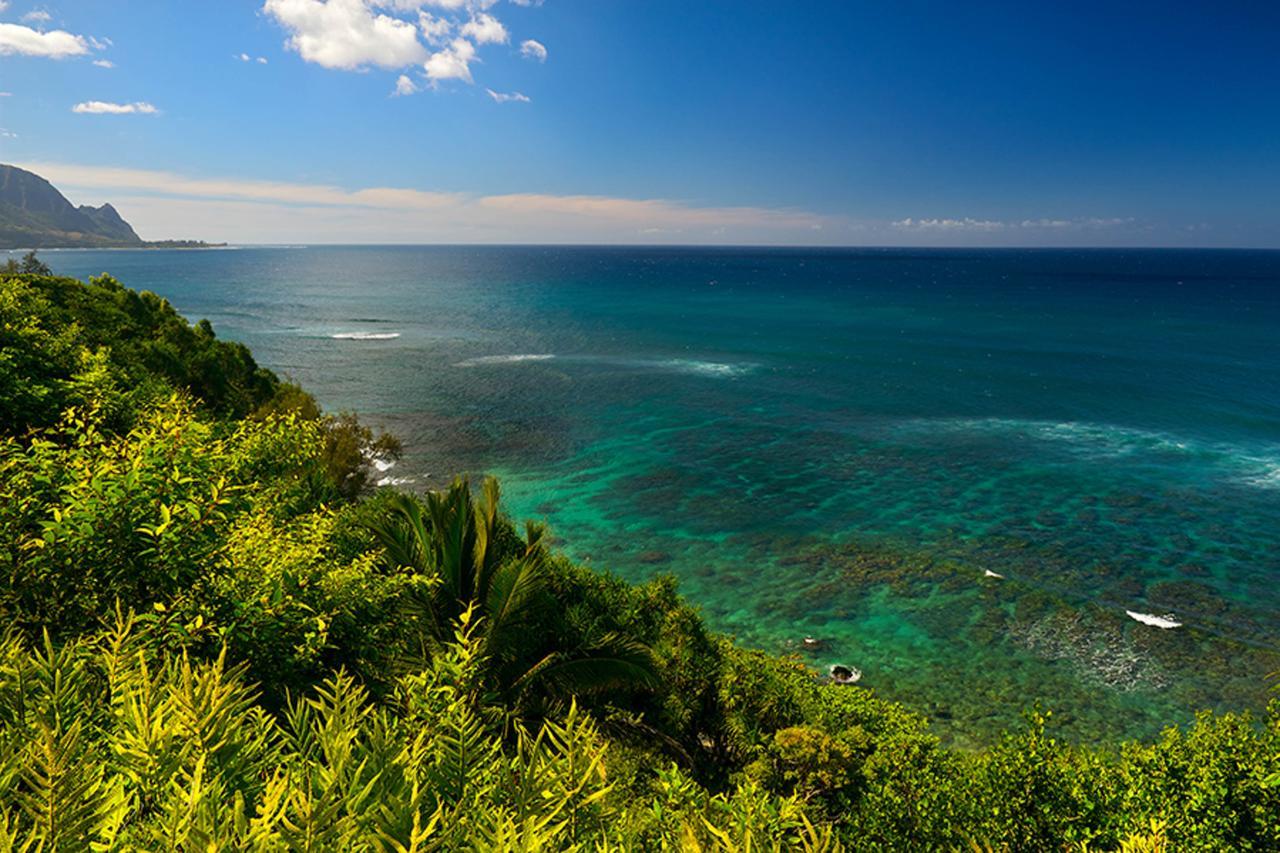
801 636 825 651
829 664 862 684
635 550 673 565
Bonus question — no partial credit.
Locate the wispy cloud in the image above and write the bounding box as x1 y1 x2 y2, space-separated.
519 38 546 62
235 52 269 63
19 160 835 245
459 12 505 45
892 216 1135 232
485 88 528 103
393 73 419 95
92 58 114 68
71 101 159 115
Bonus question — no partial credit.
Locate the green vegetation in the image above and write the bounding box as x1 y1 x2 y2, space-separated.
0 270 1276 850
0 165 143 249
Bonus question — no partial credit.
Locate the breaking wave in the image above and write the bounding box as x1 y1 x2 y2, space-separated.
455 354 556 367
331 332 401 341
454 353 753 378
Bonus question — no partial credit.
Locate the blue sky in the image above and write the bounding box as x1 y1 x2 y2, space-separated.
1 0 1278 245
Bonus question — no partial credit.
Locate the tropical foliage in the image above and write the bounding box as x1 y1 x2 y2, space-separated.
0 270 1276 850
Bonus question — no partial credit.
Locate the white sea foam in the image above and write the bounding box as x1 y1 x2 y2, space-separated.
331 332 401 340
453 353 752 378
455 354 556 367
918 418 1192 458
658 358 752 378
899 417 1280 490
372 457 396 473
1237 459 1280 490
983 569 1005 579
1125 610 1182 629
377 476 417 487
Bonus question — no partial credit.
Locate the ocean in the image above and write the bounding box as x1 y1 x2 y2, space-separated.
36 245 1280 746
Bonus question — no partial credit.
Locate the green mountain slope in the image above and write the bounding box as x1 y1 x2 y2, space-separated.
0 163 143 248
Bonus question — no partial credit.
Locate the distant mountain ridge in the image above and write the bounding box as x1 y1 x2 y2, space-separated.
0 164 220 249
0 164 143 248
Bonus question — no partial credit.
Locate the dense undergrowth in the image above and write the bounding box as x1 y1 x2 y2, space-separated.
0 269 1276 850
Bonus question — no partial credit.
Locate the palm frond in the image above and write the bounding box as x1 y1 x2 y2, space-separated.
367 492 431 575
513 636 658 701
482 552 546 661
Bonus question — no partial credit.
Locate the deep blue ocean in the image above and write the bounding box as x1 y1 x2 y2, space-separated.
35 245 1280 745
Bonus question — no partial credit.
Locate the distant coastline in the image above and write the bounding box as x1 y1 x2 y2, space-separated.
0 164 221 251
3 240 229 251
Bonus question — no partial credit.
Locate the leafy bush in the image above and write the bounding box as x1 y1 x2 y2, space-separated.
0 272 277 433
1 270 1277 851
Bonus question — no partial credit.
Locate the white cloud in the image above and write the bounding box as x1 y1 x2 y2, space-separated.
377 0 493 9
0 92 11 97
236 52 269 63
460 12 505 44
257 56 268 63
485 88 528 103
0 128 17 138
892 217 1005 232
0 3 9 12
19 160 835 245
0 22 88 58
22 162 464 209
519 38 545 62
72 101 159 115
262 0 428 70
21 9 51 23
424 36 475 83
265 0 542 91
417 11 450 43
92 58 114 68
393 73 418 95
892 216 1136 232
237 52 251 60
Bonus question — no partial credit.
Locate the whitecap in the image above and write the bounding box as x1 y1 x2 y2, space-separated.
331 332 401 341
377 476 417 487
898 417 1280 490
371 457 396 473
983 569 1005 579
917 418 1193 458
1125 610 1182 629
1237 459 1280 490
658 358 752 378
455 354 556 367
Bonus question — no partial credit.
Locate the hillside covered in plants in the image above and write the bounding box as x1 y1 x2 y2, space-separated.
0 268 1276 850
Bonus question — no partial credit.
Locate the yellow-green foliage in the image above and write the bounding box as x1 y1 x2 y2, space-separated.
0 399 325 631
2 271 1278 852
0 613 837 851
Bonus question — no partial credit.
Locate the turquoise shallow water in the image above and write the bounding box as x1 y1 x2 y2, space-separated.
35 246 1280 746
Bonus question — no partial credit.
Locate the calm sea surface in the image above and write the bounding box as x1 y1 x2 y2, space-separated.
38 246 1280 746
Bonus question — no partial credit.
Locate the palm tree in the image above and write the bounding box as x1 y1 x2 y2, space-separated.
368 477 657 714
